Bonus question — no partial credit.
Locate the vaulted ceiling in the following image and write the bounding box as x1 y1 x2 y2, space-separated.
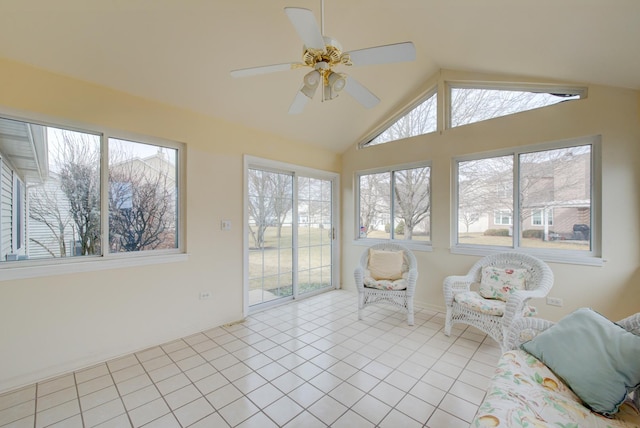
1 1 639 153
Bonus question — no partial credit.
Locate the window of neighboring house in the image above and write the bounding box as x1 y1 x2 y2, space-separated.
455 137 599 262
493 210 512 226
0 115 183 267
532 209 554 226
361 90 437 147
449 84 584 128
357 164 431 244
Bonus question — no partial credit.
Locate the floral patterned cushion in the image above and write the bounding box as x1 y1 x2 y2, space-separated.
363 276 407 290
472 349 640 427
479 266 527 301
454 291 537 317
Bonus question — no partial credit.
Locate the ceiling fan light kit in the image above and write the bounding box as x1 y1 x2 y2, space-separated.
230 1 416 114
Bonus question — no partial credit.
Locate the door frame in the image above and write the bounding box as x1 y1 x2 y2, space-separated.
243 155 340 317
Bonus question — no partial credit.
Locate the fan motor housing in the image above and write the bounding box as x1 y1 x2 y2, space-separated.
302 36 351 68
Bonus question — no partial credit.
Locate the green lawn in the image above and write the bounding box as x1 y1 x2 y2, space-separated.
248 225 333 305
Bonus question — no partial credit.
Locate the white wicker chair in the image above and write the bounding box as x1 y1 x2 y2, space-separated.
354 243 418 325
443 252 554 351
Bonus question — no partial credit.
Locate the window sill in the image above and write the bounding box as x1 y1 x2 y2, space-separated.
0 253 189 282
451 245 603 267
353 239 433 252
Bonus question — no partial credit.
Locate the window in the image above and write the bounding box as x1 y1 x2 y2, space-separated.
532 209 553 226
0 115 182 266
362 91 437 147
493 210 512 226
455 138 598 261
109 138 178 253
449 84 584 128
358 164 431 243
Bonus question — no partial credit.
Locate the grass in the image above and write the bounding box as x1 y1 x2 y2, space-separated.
458 232 589 250
248 225 332 303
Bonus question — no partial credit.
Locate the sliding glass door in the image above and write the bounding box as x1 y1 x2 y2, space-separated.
297 176 333 296
246 159 337 310
247 169 294 305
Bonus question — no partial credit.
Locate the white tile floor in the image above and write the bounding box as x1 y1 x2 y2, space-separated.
0 290 500 427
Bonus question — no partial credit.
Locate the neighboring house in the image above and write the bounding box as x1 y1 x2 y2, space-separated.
486 152 591 240
27 172 76 259
0 118 48 261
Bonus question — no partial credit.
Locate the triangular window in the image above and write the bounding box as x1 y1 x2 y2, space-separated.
363 91 437 147
450 85 583 128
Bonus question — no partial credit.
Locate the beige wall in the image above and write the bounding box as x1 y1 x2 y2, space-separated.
1 59 639 393
0 58 340 392
342 70 640 324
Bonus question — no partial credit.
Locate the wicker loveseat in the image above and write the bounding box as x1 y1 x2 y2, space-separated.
472 311 640 427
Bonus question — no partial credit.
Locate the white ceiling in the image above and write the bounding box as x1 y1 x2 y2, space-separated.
1 1 639 153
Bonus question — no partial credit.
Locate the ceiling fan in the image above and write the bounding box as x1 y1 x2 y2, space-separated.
230 1 416 114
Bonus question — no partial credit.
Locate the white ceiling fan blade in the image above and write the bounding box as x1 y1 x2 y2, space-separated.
289 89 311 114
344 76 380 109
284 7 326 51
347 42 416 66
230 63 301 78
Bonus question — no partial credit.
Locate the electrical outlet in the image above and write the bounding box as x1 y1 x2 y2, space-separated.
221 220 232 231
546 296 563 307
199 291 212 300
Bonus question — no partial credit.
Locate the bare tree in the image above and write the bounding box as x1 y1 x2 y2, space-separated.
247 169 293 249
451 88 574 127
359 173 389 235
54 131 101 255
394 167 430 239
368 95 437 146
28 181 71 257
109 148 176 252
457 177 483 234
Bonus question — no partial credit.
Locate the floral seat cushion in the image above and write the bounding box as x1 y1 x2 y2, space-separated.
363 276 407 290
454 291 537 317
472 349 640 427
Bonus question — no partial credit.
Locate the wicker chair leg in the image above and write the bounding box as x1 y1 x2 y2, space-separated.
407 298 414 326
444 309 452 336
358 293 364 320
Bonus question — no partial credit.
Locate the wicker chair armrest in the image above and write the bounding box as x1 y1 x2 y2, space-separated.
617 312 640 335
354 266 365 290
504 316 556 350
443 275 473 305
405 268 418 296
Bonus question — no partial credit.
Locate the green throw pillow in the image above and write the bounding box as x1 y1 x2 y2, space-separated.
521 307 640 416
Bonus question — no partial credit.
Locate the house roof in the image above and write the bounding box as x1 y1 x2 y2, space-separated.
0 117 48 183
0 1 639 153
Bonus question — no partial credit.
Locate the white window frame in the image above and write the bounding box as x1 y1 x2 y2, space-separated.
12 174 25 253
452 136 602 266
0 109 187 281
355 161 432 251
